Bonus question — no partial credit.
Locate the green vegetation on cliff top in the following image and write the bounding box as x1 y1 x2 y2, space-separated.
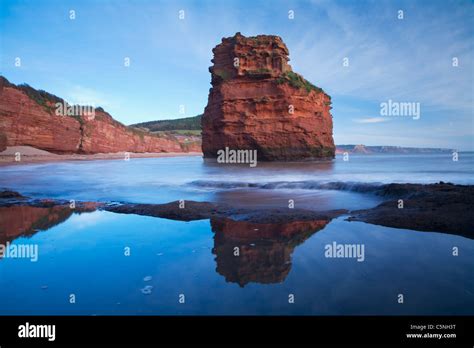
276 71 324 94
132 115 202 132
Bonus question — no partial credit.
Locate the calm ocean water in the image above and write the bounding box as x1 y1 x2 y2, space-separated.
0 153 473 315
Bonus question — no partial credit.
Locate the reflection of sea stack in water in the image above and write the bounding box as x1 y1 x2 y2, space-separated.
202 32 335 161
211 217 330 287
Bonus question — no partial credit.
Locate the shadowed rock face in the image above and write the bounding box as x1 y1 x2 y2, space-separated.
105 200 346 224
349 183 474 239
211 217 330 287
202 33 335 161
0 131 7 152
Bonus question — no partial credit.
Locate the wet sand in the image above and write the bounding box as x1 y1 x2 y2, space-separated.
0 146 202 166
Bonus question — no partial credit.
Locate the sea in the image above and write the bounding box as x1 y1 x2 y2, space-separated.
0 153 473 315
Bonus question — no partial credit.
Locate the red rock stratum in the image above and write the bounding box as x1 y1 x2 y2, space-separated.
202 33 335 161
0 76 200 154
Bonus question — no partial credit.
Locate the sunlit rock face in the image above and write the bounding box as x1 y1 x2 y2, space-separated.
0 76 193 154
202 32 335 161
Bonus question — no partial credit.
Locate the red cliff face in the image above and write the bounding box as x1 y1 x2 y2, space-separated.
79 110 184 153
0 131 7 152
202 33 335 161
0 79 82 153
0 76 196 154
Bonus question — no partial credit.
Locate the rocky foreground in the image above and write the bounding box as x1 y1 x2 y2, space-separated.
1 182 472 239
0 183 471 286
348 182 474 238
0 192 337 287
202 33 335 161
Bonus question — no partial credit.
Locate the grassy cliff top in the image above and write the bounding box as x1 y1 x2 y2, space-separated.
276 71 325 95
131 115 202 132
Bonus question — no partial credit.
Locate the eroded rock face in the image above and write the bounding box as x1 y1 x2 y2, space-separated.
0 78 82 153
79 110 183 154
0 76 194 154
202 33 335 161
0 131 7 152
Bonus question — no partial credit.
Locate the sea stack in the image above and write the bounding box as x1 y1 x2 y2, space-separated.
201 32 335 161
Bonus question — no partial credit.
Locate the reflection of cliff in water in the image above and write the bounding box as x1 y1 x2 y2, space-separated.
0 203 97 246
211 217 330 287
0 205 72 246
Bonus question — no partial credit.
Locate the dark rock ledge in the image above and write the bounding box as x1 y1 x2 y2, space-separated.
1 182 472 238
348 182 474 238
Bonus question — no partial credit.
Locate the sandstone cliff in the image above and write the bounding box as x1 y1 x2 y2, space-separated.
0 76 199 154
202 33 335 161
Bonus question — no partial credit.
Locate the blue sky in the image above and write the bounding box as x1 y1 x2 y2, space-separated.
1 0 473 150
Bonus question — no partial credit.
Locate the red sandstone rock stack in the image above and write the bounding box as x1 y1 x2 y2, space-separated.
0 76 199 154
202 33 335 161
0 130 6 152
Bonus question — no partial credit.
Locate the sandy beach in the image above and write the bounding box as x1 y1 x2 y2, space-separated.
0 146 202 166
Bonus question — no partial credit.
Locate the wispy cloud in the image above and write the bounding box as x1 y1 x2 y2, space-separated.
291 0 473 114
66 85 113 108
353 117 390 124
1 0 472 149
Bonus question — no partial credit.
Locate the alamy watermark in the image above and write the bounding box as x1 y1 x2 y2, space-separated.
55 101 95 120
324 241 365 262
217 147 257 167
380 99 420 120
18 322 55 341
0 242 38 262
